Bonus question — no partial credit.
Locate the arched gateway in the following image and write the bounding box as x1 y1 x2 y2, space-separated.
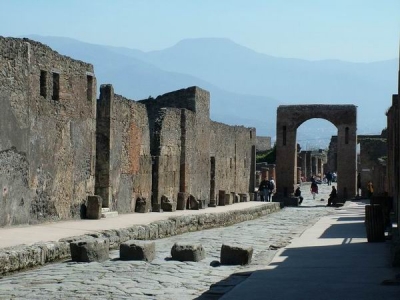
275 105 357 200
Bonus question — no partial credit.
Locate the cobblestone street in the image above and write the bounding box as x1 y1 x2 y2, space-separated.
0 183 338 300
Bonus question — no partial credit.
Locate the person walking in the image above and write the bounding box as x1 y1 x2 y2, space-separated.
326 172 333 186
310 181 318 200
258 178 270 202
268 177 275 201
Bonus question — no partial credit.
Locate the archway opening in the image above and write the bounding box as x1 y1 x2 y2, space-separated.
296 118 337 183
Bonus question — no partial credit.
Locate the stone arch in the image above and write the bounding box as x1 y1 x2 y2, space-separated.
275 105 357 200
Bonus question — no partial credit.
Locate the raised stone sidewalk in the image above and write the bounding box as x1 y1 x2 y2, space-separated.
0 202 280 275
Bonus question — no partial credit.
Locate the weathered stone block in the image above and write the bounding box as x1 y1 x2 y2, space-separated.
198 199 206 209
135 197 151 213
120 240 155 261
225 193 232 205
70 238 109 262
239 193 248 202
220 244 253 265
188 195 200 210
177 192 188 210
171 242 205 262
86 195 102 219
218 190 226 206
161 195 177 212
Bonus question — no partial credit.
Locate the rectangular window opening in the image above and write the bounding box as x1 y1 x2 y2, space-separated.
40 70 47 98
52 72 60 101
283 126 287 146
87 75 93 101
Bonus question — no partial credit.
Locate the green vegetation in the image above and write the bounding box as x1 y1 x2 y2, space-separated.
256 145 276 163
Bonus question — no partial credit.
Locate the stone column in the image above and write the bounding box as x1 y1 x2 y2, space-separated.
297 167 302 184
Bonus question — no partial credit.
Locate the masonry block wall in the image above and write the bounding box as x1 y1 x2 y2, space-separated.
152 107 182 206
256 136 272 152
210 122 256 202
140 87 212 206
96 85 152 213
1 37 257 227
0 37 96 226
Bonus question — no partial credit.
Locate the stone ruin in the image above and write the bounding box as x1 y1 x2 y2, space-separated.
0 37 257 227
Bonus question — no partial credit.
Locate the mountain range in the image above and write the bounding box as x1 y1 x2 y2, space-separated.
24 35 398 147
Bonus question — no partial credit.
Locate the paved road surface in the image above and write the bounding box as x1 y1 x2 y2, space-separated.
0 183 336 299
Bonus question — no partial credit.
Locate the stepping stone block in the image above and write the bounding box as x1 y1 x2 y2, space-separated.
120 240 155 261
171 243 205 262
220 244 253 265
70 238 109 262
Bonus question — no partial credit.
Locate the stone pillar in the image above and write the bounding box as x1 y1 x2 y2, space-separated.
312 156 317 178
306 151 312 180
297 167 302 184
95 84 113 208
317 157 322 178
299 151 307 181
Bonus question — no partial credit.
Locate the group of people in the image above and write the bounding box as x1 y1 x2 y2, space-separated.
293 176 337 206
258 177 275 202
259 172 375 206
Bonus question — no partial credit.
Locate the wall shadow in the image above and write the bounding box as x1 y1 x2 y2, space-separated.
196 216 399 299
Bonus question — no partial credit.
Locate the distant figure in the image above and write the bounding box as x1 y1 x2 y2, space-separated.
310 181 318 200
326 172 333 186
357 172 361 197
332 172 337 182
327 186 337 206
295 186 303 205
258 178 270 202
268 177 275 201
367 181 374 199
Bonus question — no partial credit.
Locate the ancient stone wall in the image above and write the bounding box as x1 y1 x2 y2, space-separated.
96 85 152 213
140 87 212 206
1 37 258 226
210 122 256 203
152 107 182 207
0 37 96 226
256 136 272 152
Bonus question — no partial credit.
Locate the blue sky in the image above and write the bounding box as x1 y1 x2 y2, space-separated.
1 0 399 62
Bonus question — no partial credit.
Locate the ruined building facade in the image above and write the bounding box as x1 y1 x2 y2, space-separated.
0 37 256 227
